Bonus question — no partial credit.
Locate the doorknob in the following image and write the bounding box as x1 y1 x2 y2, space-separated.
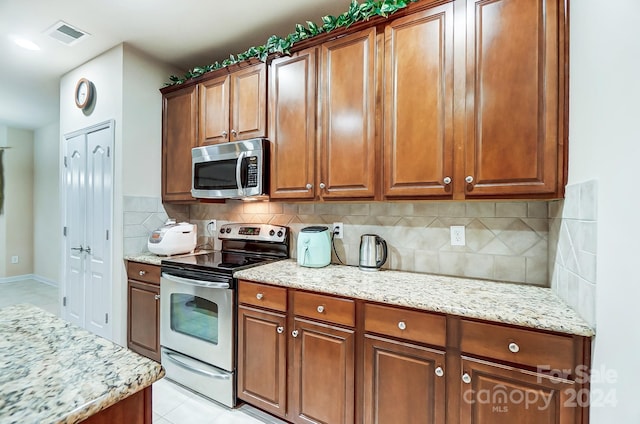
71 246 84 252
85 246 92 254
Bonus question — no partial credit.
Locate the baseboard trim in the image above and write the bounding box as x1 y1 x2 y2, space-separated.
0 274 58 287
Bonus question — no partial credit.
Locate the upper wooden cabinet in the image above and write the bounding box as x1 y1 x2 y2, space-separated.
162 85 197 202
270 29 378 201
198 74 229 145
462 0 565 198
269 48 318 200
383 3 454 199
319 28 377 200
199 63 267 145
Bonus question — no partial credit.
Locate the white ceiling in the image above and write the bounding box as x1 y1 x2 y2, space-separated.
0 0 351 130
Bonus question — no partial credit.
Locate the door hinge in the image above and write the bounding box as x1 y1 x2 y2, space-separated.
105 313 109 324
63 226 67 237
106 229 109 241
106 146 110 157
63 296 67 306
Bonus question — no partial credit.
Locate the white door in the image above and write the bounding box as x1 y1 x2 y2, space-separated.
63 120 113 340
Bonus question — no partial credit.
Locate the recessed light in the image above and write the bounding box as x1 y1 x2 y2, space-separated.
10 35 40 51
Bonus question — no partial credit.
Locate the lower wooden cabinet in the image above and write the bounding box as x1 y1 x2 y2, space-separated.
237 280 591 424
460 356 577 424
126 262 160 362
363 335 445 424
290 317 355 424
237 305 287 417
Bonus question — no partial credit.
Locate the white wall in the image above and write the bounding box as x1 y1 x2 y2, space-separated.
33 122 61 284
59 43 181 346
122 44 173 198
60 44 124 343
0 126 34 278
570 1 640 421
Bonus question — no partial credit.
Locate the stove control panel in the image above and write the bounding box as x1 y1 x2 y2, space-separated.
219 223 289 243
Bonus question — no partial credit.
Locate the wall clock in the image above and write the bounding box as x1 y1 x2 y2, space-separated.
74 78 94 110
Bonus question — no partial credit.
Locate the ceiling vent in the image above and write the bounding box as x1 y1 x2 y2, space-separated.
44 21 90 46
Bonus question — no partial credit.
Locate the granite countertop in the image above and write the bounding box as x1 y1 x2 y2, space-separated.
235 259 595 337
124 249 212 266
0 304 165 424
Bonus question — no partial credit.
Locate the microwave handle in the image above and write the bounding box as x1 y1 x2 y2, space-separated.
236 151 247 196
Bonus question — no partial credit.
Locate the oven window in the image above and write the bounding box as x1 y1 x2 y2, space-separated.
169 293 219 344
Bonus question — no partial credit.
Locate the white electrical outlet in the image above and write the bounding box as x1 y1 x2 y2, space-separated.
206 220 217 234
450 226 466 246
11 256 18 264
333 222 344 239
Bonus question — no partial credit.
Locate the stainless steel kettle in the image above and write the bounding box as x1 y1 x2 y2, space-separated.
359 234 388 271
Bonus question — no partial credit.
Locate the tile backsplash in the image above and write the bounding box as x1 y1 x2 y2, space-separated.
186 200 549 285
549 180 598 327
123 192 598 319
123 196 188 255
124 196 549 285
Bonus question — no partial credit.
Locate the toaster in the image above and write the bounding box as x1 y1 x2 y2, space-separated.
148 220 197 256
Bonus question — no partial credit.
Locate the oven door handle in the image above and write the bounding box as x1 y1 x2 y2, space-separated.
164 351 231 380
161 272 230 289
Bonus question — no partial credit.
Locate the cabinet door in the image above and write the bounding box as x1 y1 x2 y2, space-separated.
231 63 267 141
127 280 160 362
199 74 230 145
383 3 454 198
460 356 577 424
162 85 197 202
290 317 355 424
364 335 446 424
237 306 287 418
463 0 563 197
320 28 377 199
269 48 318 200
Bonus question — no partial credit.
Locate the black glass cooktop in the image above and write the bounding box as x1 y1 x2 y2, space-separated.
161 251 277 275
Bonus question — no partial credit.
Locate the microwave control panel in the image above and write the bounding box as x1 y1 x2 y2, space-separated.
246 156 258 187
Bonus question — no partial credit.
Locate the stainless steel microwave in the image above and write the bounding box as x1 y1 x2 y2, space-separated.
191 138 269 199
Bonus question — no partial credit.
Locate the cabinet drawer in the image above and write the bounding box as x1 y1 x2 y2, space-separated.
364 303 446 347
293 291 355 327
127 261 160 285
460 320 575 371
239 280 287 312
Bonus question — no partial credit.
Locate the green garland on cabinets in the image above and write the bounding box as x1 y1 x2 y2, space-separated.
165 0 419 86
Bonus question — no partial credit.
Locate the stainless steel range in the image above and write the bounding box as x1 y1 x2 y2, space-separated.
160 223 290 407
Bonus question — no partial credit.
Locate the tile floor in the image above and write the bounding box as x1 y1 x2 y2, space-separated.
0 279 286 424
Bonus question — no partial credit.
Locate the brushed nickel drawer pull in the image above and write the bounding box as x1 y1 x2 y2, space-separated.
139 270 146 276
256 293 264 300
317 305 325 313
398 321 407 330
276 326 284 334
508 342 520 353
435 366 444 377
462 373 471 384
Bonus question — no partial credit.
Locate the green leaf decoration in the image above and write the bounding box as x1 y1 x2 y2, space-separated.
166 0 419 85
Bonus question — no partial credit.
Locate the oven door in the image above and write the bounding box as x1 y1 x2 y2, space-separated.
160 272 234 372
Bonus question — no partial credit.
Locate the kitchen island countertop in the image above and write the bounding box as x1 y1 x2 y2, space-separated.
234 259 594 337
0 304 164 424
